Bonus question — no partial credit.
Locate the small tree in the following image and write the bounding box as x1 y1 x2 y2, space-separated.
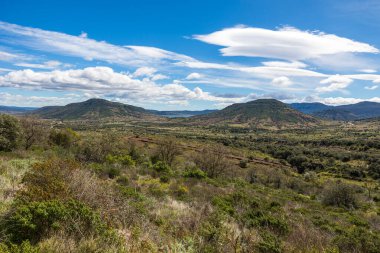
155 138 181 166
0 114 22 151
49 128 79 148
368 161 380 179
322 181 358 209
287 154 308 174
194 144 230 178
20 116 46 150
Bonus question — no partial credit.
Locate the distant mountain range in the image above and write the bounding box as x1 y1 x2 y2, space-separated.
0 106 37 114
148 109 218 118
289 102 331 114
2 99 380 122
289 101 380 120
188 99 318 128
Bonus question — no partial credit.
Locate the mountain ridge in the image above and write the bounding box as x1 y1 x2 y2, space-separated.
4 99 380 122
30 98 158 120
187 99 319 128
291 101 380 120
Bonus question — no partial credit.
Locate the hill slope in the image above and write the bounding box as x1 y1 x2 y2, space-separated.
289 102 332 114
31 98 157 120
189 99 318 128
312 102 380 120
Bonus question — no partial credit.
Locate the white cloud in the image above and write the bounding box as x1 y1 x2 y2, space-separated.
359 69 377 73
0 21 194 67
0 51 20 61
186 72 202 80
262 61 307 68
151 74 168 81
79 32 88 38
194 26 379 61
345 74 380 82
319 96 380 105
317 75 353 93
308 52 378 72
15 60 63 69
0 50 33 62
179 60 326 79
1 21 380 108
365 85 379 90
0 92 82 107
0 67 14 72
0 66 247 105
133 67 157 77
271 76 293 87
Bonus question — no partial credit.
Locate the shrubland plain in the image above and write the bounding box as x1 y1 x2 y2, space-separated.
1 110 380 253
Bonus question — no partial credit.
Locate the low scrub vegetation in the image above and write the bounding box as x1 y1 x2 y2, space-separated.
0 113 380 252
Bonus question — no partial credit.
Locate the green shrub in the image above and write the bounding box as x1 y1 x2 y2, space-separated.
49 128 79 149
239 159 248 168
197 211 227 253
0 114 22 151
19 159 81 202
106 154 135 166
334 227 380 253
368 161 380 179
0 241 39 253
159 175 170 183
212 196 235 215
173 184 189 199
183 167 207 179
152 161 172 174
256 231 282 253
322 181 358 209
116 175 129 186
243 210 288 235
106 166 121 179
212 191 260 218
287 155 308 174
75 133 125 163
4 200 106 244
19 159 79 202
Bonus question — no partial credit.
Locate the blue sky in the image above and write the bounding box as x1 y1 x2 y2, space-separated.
1 0 380 109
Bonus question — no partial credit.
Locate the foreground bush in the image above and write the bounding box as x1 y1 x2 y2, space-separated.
19 117 46 150
49 128 79 149
334 227 380 253
0 241 38 253
0 114 22 152
4 200 106 244
19 159 79 202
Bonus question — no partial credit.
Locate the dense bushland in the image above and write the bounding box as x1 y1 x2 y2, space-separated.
0 114 380 252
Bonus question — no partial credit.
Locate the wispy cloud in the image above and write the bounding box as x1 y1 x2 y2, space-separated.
1 21 379 108
194 26 378 61
0 21 193 67
14 60 68 70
